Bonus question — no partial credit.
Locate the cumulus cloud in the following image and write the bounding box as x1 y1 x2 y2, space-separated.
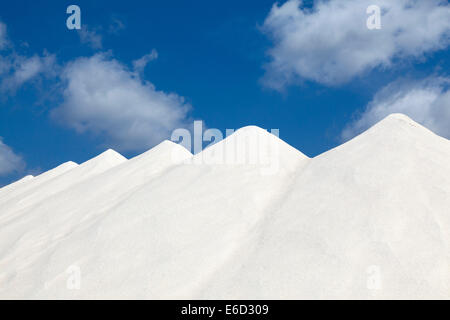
132 49 158 73
0 20 193 153
262 0 450 88
78 26 102 49
0 138 25 176
51 53 191 152
341 76 450 140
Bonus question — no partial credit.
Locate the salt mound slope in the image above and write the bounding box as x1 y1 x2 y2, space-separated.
0 150 126 216
0 141 194 299
0 115 449 299
0 129 308 299
200 114 450 299
0 175 34 196
0 161 77 205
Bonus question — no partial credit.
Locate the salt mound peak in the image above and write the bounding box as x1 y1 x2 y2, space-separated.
80 149 127 168
62 149 128 179
148 140 191 155
202 125 307 157
193 125 307 173
320 112 450 164
341 113 440 150
56 161 78 169
380 113 450 143
384 113 416 122
232 125 276 136
8 174 34 186
227 126 295 148
373 113 433 134
36 161 78 179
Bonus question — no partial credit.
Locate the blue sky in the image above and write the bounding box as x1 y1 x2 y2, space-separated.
0 0 449 186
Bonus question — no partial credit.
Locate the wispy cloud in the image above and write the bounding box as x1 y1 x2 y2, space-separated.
132 49 158 73
78 25 103 49
342 76 450 140
0 53 57 93
0 138 25 176
262 0 450 88
0 22 57 94
109 17 125 34
0 22 9 49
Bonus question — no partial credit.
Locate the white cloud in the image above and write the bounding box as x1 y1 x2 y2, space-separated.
78 26 102 49
341 76 450 140
0 138 25 176
132 49 158 73
1 53 57 92
51 53 191 152
0 21 57 93
262 0 450 88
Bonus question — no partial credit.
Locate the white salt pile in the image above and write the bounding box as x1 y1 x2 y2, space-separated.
0 114 449 299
